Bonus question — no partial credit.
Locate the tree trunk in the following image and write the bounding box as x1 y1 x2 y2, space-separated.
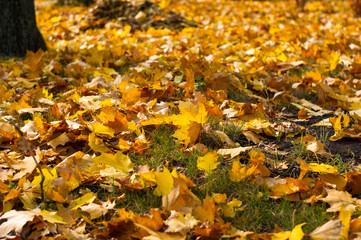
0 0 47 57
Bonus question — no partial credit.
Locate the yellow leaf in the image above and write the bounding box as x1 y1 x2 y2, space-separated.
290 223 305 240
271 223 305 240
173 121 201 147
277 53 288 62
220 198 243 218
32 167 57 190
299 160 338 179
193 196 216 224
305 70 322 81
328 51 340 71
215 130 238 147
343 114 350 128
197 151 219 174
242 131 265 144
339 205 351 240
272 230 291 240
249 150 266 163
0 85 15 102
213 193 227 203
164 212 199 235
90 123 115 138
42 88 53 100
0 210 37 236
92 152 134 174
80 201 115 219
88 132 110 152
308 163 338 175
39 210 66 224
229 160 257 182
306 140 333 158
10 94 31 113
124 25 131 34
71 193 96 210
154 166 174 196
159 0 170 9
174 101 207 125
330 115 346 141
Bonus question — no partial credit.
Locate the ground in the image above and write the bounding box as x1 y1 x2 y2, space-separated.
0 0 361 239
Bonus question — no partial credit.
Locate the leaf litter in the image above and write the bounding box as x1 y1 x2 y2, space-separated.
1 0 361 239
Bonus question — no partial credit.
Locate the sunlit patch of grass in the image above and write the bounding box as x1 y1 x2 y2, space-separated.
124 122 337 234
192 158 331 233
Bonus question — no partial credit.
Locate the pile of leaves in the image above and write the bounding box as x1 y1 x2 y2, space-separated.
1 0 361 239
85 0 197 31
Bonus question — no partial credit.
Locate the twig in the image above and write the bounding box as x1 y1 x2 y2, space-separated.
6 119 45 206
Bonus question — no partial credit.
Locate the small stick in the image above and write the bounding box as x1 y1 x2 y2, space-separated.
6 119 45 205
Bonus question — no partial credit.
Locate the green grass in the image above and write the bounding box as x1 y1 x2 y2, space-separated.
124 124 333 233
117 188 162 214
199 118 249 149
190 163 332 233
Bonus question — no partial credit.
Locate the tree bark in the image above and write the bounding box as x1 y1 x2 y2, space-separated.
0 0 47 57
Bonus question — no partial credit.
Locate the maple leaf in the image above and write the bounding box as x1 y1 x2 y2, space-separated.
214 130 239 147
3 189 20 212
339 206 351 240
0 210 38 236
10 156 37 180
134 209 163 232
299 160 338 180
154 166 174 196
88 132 110 152
329 115 346 141
80 201 115 219
71 192 96 210
90 122 115 138
271 223 305 240
93 151 134 174
173 121 201 147
305 140 333 158
217 146 252 159
38 209 66 224
219 198 243 218
229 160 257 182
193 196 216 224
197 151 219 174
165 211 199 236
24 49 43 73
162 174 201 213
48 132 70 149
321 189 357 213
32 167 58 190
309 220 343 240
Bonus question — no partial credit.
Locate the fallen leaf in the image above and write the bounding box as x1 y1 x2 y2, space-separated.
217 146 252 159
309 220 343 240
154 166 174 196
321 189 356 213
71 192 96 210
197 151 219 174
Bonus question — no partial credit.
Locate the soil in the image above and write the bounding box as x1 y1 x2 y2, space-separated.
269 114 361 163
